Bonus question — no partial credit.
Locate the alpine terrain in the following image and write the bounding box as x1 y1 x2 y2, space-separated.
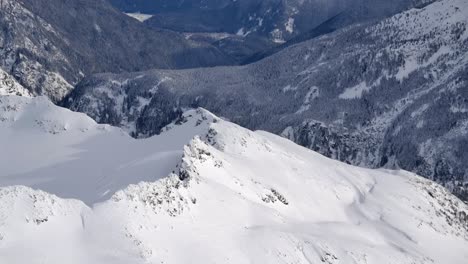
0 0 467 262
1 95 467 263
65 0 468 200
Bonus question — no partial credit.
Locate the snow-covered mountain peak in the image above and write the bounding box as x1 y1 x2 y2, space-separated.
1 95 468 263
0 96 218 205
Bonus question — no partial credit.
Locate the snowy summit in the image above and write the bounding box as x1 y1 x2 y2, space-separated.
0 95 467 263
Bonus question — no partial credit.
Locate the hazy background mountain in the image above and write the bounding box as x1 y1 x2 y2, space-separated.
110 0 435 62
65 0 468 201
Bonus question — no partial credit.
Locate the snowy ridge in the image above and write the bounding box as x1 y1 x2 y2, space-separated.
0 96 213 204
1 96 468 263
0 96 101 133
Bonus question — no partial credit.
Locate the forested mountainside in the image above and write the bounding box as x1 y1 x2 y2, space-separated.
0 0 233 101
66 0 468 200
112 0 435 63
111 0 434 43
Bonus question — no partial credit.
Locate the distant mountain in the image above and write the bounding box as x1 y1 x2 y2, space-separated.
111 0 435 64
111 0 434 43
66 0 468 200
242 0 430 64
0 0 233 101
1 95 468 263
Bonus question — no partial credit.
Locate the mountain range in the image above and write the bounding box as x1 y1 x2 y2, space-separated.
0 0 234 102
1 0 468 261
64 0 468 201
111 0 433 42
110 0 437 63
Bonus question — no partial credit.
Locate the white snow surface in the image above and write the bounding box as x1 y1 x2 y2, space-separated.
285 17 295 33
339 81 370 99
125 13 154 22
0 95 467 263
0 96 212 204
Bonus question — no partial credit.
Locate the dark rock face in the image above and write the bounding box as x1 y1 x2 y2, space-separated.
281 121 380 168
0 0 233 101
64 0 468 201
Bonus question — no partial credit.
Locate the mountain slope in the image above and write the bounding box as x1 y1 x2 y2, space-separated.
0 0 233 101
115 0 435 67
112 0 433 43
0 69 30 97
0 95 214 205
243 0 436 63
65 0 468 200
1 95 468 263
